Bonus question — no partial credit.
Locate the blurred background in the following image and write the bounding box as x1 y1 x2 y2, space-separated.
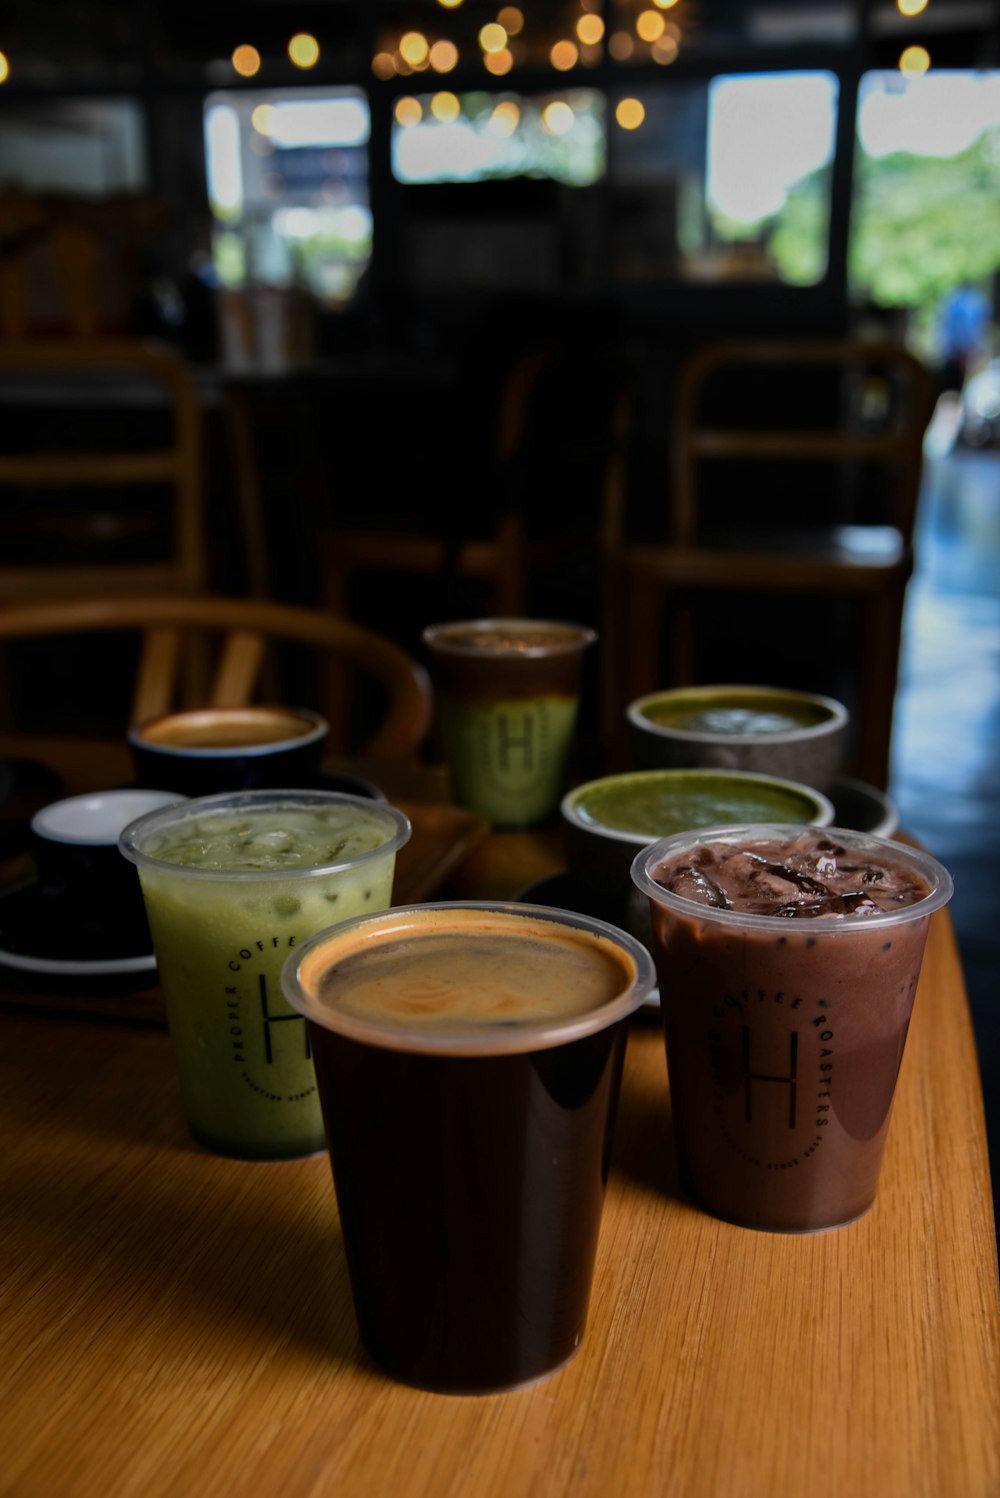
0 0 998 1201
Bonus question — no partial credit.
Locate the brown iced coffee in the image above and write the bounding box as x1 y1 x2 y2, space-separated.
631 826 953 1232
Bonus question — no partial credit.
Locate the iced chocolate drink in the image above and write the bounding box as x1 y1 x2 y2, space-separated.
631 826 953 1232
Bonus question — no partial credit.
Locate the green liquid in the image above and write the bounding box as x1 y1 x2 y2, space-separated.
442 693 579 827
643 694 831 736
571 774 820 838
137 805 399 1159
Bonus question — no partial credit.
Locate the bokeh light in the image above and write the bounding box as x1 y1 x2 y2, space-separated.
636 11 666 42
542 101 575 135
429 39 459 71
399 32 430 67
288 33 320 69
498 7 524 35
231 45 261 78
480 23 508 53
395 96 423 127
489 100 521 136
898 0 929 14
900 44 931 77
550 39 579 70
608 32 635 60
616 97 645 129
484 48 514 75
0 52 10 84
371 51 395 79
577 14 605 45
430 91 461 123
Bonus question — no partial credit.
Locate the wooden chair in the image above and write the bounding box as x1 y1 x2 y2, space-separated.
601 339 936 787
0 594 433 761
319 347 570 620
319 313 630 630
0 339 207 601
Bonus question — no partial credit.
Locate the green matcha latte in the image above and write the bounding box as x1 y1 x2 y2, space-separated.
120 790 410 1160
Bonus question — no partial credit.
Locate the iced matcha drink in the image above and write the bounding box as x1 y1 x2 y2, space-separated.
423 619 596 828
119 790 411 1159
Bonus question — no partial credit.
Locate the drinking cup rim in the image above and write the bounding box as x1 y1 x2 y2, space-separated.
118 788 411 881
630 823 954 933
282 900 657 1056
422 618 597 658
128 705 328 759
627 685 849 746
562 769 835 845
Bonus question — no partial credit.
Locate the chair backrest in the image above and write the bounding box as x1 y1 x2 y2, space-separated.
0 188 159 341
0 338 207 600
0 595 433 760
670 338 936 548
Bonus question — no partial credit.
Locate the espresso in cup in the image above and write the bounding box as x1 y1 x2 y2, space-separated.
128 705 329 797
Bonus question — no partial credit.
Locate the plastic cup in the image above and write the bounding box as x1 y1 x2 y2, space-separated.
281 901 656 1393
119 789 411 1160
631 824 953 1232
423 618 596 828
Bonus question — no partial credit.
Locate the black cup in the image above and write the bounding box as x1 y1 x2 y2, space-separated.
30 788 184 942
128 705 329 797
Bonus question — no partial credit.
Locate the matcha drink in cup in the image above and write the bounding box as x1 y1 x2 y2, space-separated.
120 789 411 1159
423 618 596 828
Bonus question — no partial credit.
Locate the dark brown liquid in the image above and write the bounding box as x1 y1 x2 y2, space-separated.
138 707 316 749
647 893 931 1231
308 1021 628 1392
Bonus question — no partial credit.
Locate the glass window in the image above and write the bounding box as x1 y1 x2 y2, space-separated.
850 69 1000 362
608 71 837 285
391 89 604 185
0 99 146 195
203 87 371 307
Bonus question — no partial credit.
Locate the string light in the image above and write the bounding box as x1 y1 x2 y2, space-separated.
577 14 605 45
231 45 261 78
550 39 579 70
399 32 430 67
900 43 931 75
395 96 423 126
479 23 508 53
616 98 645 129
288 33 319 68
430 91 460 122
542 101 575 135
636 11 666 42
498 7 524 35
484 48 513 74
429 39 459 72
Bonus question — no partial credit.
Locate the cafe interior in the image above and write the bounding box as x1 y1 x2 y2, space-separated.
1 0 999 1491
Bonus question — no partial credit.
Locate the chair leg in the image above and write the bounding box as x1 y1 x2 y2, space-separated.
855 585 907 790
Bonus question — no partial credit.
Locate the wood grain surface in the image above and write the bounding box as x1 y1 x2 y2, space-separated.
1 906 997 1498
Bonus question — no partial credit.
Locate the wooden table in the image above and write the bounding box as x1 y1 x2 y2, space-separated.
1 746 998 1497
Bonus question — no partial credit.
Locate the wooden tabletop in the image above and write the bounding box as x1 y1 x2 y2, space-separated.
1 744 998 1497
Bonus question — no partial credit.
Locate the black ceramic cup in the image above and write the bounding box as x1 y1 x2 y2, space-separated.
128 705 329 797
